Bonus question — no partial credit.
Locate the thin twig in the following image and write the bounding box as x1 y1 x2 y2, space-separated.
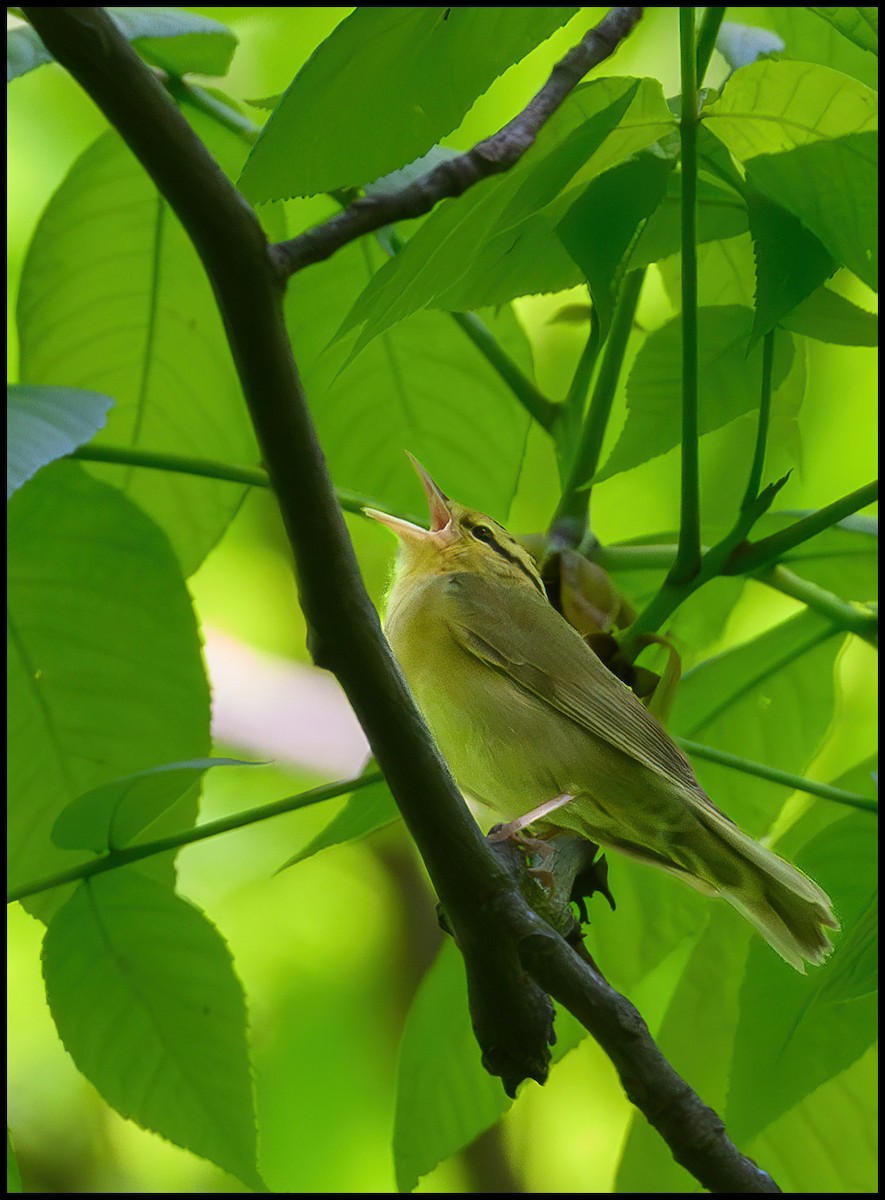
270 8 645 278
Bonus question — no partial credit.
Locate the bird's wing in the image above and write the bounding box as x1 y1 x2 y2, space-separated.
441 571 709 802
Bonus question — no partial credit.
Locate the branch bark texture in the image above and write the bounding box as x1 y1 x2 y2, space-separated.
22 7 781 1192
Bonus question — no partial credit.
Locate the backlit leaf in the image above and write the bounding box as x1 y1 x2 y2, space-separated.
808 7 878 56
6 382 113 499
276 778 401 871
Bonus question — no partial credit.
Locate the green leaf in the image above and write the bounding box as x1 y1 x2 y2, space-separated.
276 778 401 872
757 511 878 598
745 133 878 291
6 382 113 499
779 283 878 345
393 939 586 1193
726 809 878 1144
340 77 674 352
238 7 579 201
7 8 236 84
747 189 836 344
768 7 877 88
702 59 877 160
629 173 749 270
671 611 844 834
557 152 673 339
6 1130 22 1194
42 869 263 1190
52 758 256 854
17 119 259 575
808 8 878 56
7 463 210 920
716 21 785 69
286 235 532 521
596 306 794 484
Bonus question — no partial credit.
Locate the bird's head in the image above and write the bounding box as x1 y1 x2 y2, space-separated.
364 453 544 594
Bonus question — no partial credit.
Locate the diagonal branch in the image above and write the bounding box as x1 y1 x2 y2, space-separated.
271 7 645 277
23 7 783 1191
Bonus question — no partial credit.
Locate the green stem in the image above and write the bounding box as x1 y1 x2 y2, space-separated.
450 311 559 432
741 330 775 512
672 7 701 585
7 771 383 905
731 481 879 574
557 298 601 458
166 76 259 144
759 565 877 646
550 269 645 543
69 443 423 524
676 739 877 813
694 7 725 84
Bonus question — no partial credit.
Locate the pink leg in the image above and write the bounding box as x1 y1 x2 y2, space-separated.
487 793 574 843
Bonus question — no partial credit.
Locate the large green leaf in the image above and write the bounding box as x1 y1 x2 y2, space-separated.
52 759 254 854
7 8 237 84
779 283 878 345
671 611 844 834
596 306 795 485
275 777 401 872
17 117 259 575
340 77 674 352
629 174 749 270
745 134 878 291
7 463 210 919
286 234 533 521
725 808 878 1144
808 7 878 56
767 7 877 89
755 511 878 598
6 382 113 499
238 7 579 201
702 59 877 160
42 869 262 1190
393 939 586 1193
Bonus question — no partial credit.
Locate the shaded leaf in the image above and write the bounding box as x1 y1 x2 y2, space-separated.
7 463 210 921
629 173 749 270
597 306 794 484
42 869 263 1190
286 234 532 522
340 76 674 352
557 152 673 338
779 284 878 345
276 778 401 871
17 118 261 575
671 610 843 834
7 8 236 84
52 758 256 854
6 1130 22 1194
808 7 878 56
716 21 785 70
6 382 113 499
239 7 579 201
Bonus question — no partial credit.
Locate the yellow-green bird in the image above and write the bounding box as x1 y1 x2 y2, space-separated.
366 456 838 972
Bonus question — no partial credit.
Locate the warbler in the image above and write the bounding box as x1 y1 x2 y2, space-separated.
366 455 838 972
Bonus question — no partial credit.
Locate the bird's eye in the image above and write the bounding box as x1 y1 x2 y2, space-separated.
471 525 496 545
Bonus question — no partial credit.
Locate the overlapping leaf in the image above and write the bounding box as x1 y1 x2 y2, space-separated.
276 777 400 872
239 7 579 201
808 7 878 56
6 383 113 499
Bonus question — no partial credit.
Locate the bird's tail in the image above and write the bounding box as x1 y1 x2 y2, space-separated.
691 801 839 972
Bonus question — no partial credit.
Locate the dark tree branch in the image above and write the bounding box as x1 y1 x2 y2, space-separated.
270 6 645 277
22 7 781 1191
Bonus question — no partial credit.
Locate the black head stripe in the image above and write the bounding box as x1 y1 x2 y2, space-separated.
463 519 544 594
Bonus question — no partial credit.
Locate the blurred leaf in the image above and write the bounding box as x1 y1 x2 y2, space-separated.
52 758 255 854
393 939 587 1192
364 145 462 198
340 77 674 351
7 8 236 83
759 511 878 598
703 59 877 160
716 21 785 70
557 152 673 339
7 463 210 920
808 7 878 56
671 611 844 834
276 778 401 871
726 809 878 1144
768 7 877 88
779 284 878 345
286 235 532 521
239 7 579 201
6 382 113 499
747 190 836 344
6 1130 22 1194
745 134 877 291
748 1047 877 1193
629 174 748 270
17 117 260 575
596 306 794 484
42 869 263 1190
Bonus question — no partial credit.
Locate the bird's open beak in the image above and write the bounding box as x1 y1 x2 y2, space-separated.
363 452 453 542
